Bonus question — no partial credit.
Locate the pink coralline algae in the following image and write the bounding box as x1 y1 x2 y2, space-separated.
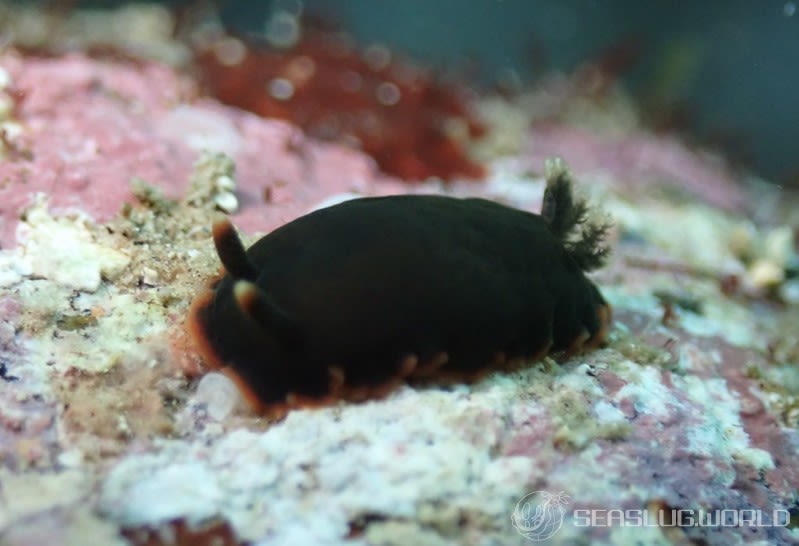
0 50 405 250
0 52 194 247
525 122 748 212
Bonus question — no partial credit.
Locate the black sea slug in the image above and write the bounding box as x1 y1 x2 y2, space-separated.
188 158 612 417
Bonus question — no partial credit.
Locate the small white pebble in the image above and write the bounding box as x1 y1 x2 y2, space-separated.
0 121 23 140
195 372 244 421
117 415 132 435
748 259 784 288
141 267 160 287
214 191 239 214
0 67 10 90
214 174 236 192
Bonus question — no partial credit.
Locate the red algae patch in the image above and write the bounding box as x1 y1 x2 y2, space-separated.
195 26 486 182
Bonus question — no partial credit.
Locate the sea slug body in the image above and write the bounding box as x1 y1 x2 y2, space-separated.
187 158 612 417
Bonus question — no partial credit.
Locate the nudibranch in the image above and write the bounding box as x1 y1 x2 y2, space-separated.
187 158 612 417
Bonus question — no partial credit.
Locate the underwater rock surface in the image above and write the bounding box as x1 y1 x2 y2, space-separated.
1 37 799 546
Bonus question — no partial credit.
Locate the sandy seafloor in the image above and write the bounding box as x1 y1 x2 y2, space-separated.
1 6 799 546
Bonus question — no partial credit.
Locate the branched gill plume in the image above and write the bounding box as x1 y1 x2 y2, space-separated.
542 157 612 272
